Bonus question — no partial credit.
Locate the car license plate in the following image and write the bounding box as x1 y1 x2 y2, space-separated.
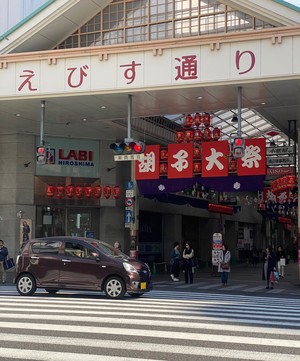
140 282 146 290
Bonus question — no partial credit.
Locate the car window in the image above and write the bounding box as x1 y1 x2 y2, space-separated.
90 241 127 258
64 241 97 259
31 241 62 254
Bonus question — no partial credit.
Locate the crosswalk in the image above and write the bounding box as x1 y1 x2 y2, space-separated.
154 279 300 296
0 290 299 360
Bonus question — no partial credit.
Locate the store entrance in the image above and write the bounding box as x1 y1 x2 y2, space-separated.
36 206 99 239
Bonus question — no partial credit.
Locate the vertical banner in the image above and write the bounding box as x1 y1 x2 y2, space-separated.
238 138 266 176
135 145 160 180
202 140 229 177
168 143 193 178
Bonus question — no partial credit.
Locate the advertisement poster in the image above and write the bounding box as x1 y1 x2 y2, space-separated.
20 219 32 247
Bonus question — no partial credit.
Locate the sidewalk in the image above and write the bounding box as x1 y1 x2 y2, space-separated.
153 261 300 291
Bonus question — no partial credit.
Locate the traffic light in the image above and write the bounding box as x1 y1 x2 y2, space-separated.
36 145 46 164
232 137 245 158
110 141 145 155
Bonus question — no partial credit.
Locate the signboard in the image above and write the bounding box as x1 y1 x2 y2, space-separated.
84 231 95 238
212 233 222 250
125 210 133 224
266 146 294 156
266 157 294 166
126 181 134 190
267 167 294 176
125 190 134 198
114 154 144 161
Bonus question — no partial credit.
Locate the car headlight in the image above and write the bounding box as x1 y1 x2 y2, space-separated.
123 262 138 274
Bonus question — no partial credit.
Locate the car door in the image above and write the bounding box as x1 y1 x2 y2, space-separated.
59 240 104 290
28 240 62 287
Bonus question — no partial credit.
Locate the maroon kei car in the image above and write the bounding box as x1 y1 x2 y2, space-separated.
14 237 152 299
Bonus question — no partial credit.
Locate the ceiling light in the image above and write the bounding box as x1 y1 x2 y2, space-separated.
196 96 203 100
261 102 266 105
82 118 87 122
100 105 106 109
15 113 21 117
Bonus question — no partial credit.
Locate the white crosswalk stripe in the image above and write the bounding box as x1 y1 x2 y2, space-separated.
154 280 299 295
0 291 299 361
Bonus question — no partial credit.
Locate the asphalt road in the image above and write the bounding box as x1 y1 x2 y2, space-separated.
0 286 299 361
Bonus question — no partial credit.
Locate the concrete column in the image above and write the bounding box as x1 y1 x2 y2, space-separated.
163 214 182 262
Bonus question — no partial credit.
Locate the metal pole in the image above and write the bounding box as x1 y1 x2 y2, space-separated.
237 86 242 137
127 94 132 141
40 100 45 145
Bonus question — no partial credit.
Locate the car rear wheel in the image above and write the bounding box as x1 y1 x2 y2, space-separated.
128 293 144 298
45 289 58 294
16 274 36 296
104 277 125 299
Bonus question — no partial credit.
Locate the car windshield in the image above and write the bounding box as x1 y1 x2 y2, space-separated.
87 239 128 259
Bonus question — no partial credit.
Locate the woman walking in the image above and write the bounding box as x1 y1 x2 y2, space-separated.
170 242 181 281
182 242 194 284
262 245 276 289
218 244 231 286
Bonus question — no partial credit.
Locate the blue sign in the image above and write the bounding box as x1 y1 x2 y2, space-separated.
125 210 133 223
84 231 95 238
126 181 134 190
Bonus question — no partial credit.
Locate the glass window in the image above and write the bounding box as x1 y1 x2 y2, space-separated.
31 241 62 254
64 241 96 258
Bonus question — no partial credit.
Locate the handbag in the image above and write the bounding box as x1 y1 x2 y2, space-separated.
3 257 15 270
221 262 229 269
269 271 275 283
274 271 279 282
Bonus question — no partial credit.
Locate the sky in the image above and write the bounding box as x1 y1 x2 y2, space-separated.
286 0 300 6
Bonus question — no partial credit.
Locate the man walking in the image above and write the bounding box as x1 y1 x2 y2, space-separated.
0 240 8 284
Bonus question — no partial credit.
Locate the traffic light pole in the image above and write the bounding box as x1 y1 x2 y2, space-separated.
40 100 45 146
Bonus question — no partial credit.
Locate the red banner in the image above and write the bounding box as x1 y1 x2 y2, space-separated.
135 145 160 180
168 143 193 178
238 138 266 176
202 141 229 177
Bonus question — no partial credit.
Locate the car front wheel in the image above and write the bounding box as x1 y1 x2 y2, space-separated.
16 274 37 296
104 277 125 299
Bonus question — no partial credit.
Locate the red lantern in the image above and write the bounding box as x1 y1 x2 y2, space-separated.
193 161 201 173
56 185 65 199
229 158 237 172
66 185 75 198
184 114 193 128
194 129 202 142
202 127 211 141
93 185 102 198
203 113 211 127
175 131 185 143
75 185 83 198
46 185 54 198
212 127 221 140
160 148 168 160
193 147 201 159
84 186 93 198
103 185 112 199
184 130 194 142
113 185 121 199
159 162 168 175
193 113 202 127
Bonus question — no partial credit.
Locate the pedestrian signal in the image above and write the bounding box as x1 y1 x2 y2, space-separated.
232 137 245 159
36 145 46 164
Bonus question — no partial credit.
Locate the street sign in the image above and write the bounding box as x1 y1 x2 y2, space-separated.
125 210 133 224
266 156 294 166
114 154 145 161
125 189 134 198
125 198 134 207
126 181 134 190
266 146 294 156
267 166 294 176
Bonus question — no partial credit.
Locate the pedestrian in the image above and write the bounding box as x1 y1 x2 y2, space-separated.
182 241 194 284
276 245 286 278
113 242 122 252
262 245 276 289
170 242 180 281
218 244 231 286
0 240 8 284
